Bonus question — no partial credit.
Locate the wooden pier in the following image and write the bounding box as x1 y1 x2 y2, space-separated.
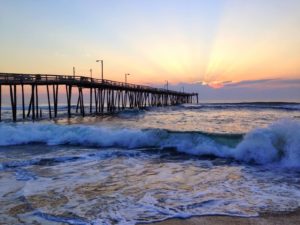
0 73 198 121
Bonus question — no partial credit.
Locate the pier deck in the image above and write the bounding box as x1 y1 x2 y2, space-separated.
0 73 198 121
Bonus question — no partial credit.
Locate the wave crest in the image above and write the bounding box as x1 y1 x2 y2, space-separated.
0 119 299 168
235 120 300 167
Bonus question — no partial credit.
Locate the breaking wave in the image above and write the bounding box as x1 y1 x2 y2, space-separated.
0 119 299 168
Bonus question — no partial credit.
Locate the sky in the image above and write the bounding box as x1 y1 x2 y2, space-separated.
0 0 300 101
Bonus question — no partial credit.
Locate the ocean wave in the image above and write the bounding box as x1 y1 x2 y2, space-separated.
0 120 299 168
234 119 300 167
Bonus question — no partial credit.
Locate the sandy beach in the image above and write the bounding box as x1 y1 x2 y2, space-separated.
149 209 300 225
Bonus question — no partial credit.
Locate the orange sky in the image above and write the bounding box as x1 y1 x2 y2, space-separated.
0 0 299 88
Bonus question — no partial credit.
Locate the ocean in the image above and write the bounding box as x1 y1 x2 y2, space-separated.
0 102 300 224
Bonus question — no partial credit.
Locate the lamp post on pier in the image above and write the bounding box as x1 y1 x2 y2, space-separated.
125 73 130 83
96 60 103 80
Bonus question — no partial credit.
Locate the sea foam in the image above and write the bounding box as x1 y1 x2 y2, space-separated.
234 119 300 167
0 119 299 168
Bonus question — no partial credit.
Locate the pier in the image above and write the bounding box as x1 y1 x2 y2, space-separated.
0 73 198 121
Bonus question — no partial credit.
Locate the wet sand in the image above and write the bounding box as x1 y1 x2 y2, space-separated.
149 209 300 225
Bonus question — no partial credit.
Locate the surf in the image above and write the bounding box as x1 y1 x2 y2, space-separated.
0 119 299 168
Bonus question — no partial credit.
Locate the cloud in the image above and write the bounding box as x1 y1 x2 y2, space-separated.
223 78 300 89
163 78 300 102
138 78 300 102
224 79 276 88
194 80 233 89
199 78 300 89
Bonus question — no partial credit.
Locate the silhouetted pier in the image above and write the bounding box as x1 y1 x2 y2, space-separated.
0 73 198 121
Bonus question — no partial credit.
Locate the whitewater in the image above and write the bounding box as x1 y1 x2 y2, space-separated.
0 103 300 224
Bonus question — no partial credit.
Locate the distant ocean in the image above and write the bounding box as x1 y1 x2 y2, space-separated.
0 102 300 224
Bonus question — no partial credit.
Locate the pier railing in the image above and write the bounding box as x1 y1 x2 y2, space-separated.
0 73 191 95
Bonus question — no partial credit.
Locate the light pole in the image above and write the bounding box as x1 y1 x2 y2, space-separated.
96 60 103 80
165 80 169 91
73 66 76 78
125 73 130 83
90 68 93 79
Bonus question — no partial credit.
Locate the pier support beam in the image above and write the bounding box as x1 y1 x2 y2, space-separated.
31 85 35 120
21 84 25 119
53 85 58 118
47 84 52 119
35 85 39 119
9 85 17 122
0 85 1 122
66 85 72 118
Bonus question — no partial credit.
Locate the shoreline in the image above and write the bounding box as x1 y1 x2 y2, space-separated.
147 209 300 225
